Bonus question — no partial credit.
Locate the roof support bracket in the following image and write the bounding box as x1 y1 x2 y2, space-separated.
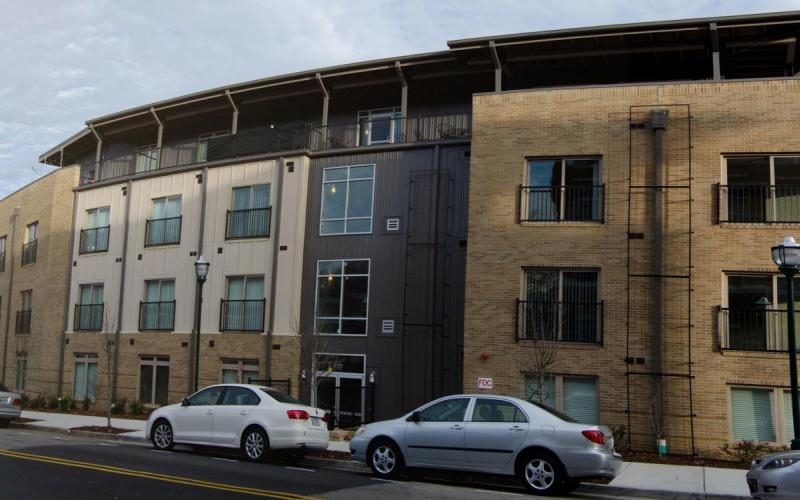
225 90 239 135
316 72 329 127
710 23 721 80
489 41 504 91
395 61 408 118
150 107 164 149
89 124 102 165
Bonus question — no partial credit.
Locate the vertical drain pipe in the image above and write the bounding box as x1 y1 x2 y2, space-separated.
650 110 669 438
1 207 19 381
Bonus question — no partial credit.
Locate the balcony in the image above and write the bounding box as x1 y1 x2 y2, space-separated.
220 299 265 332
516 300 603 343
74 304 104 331
718 184 800 223
16 310 31 335
225 207 271 240
78 113 472 186
79 226 110 254
309 113 471 151
719 306 800 351
21 240 37 265
0 251 5 272
139 301 176 331
520 185 604 222
145 216 182 247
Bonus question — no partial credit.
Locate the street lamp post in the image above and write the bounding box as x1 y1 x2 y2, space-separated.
771 236 800 450
193 255 210 393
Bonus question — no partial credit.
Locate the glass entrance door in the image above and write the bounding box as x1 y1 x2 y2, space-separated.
314 374 364 428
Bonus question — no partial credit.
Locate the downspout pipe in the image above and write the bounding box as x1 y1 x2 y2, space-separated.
1 207 19 381
650 109 669 435
189 167 209 394
266 158 285 380
57 190 80 397
113 181 133 403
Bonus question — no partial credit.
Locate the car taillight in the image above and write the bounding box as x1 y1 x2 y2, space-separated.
582 430 606 445
11 399 21 407
287 409 310 420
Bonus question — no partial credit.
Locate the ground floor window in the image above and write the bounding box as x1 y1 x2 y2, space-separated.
313 353 366 427
16 352 27 392
140 356 169 405
524 374 598 424
73 353 98 401
731 386 795 445
221 359 259 384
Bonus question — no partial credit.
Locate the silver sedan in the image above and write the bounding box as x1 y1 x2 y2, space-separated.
0 383 22 428
747 450 800 497
350 394 622 496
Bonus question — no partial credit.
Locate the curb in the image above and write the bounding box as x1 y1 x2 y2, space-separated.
10 420 148 443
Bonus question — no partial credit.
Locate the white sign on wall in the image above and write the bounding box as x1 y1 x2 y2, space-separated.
477 377 493 390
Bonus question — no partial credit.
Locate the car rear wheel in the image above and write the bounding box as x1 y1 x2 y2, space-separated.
242 427 269 462
368 439 404 479
519 451 563 495
151 419 174 451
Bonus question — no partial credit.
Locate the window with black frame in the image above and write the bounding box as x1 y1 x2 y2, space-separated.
724 156 800 223
523 158 602 222
226 184 271 239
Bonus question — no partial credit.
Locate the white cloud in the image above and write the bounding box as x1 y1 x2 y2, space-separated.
56 86 97 99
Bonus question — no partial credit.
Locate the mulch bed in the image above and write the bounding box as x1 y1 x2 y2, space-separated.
620 450 749 470
70 425 137 435
23 408 151 421
307 449 351 460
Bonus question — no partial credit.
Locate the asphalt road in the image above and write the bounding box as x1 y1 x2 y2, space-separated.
0 429 653 499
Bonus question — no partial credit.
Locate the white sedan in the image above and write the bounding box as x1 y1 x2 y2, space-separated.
145 384 329 461
0 383 22 428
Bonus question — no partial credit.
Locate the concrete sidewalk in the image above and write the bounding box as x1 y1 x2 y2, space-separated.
13 410 750 498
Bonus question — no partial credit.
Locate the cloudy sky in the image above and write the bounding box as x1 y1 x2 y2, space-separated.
1 0 799 198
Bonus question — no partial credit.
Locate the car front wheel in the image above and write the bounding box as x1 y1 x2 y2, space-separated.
519 451 563 495
368 439 404 479
242 427 269 461
151 419 174 451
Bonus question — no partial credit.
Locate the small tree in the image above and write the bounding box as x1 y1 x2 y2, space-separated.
289 321 337 422
520 302 559 406
97 311 118 430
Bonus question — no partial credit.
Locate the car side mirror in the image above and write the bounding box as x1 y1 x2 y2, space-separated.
181 398 190 407
409 411 421 423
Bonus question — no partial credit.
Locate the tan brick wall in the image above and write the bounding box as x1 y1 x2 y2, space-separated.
466 79 800 457
0 166 78 397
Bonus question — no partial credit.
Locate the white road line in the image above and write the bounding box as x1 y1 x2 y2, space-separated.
212 457 238 462
95 443 118 447
285 466 314 472
370 478 402 484
472 489 521 496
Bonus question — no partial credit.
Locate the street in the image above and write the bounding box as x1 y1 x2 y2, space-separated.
0 429 659 499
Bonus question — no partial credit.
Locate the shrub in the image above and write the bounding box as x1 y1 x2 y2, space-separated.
609 423 627 448
81 398 90 411
19 393 29 408
30 394 46 409
721 440 787 463
129 400 144 416
111 397 127 415
47 396 59 410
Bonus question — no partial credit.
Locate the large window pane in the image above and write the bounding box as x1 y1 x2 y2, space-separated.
315 260 369 335
316 277 341 317
731 388 775 441
321 165 374 234
563 378 598 423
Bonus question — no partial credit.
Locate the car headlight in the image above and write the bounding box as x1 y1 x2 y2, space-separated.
763 457 800 469
354 426 367 437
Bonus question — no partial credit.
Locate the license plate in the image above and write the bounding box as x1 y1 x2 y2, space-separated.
311 418 321 427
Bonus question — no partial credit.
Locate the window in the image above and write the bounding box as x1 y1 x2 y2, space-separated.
74 353 98 401
80 207 110 254
320 165 374 235
522 158 602 222
313 353 366 427
221 386 260 406
75 284 104 331
519 269 601 343
16 290 32 335
357 107 401 145
0 235 6 272
226 184 271 239
140 280 175 331
187 386 223 406
221 359 259 384
22 222 38 265
145 196 181 246
15 353 26 392
730 386 797 446
139 356 169 405
525 375 599 424
315 260 369 335
221 276 264 332
723 156 800 222
196 130 229 163
417 398 470 422
471 398 527 423
721 274 798 351
136 145 159 173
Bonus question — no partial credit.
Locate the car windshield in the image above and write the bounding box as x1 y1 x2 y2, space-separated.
259 387 303 405
528 399 577 423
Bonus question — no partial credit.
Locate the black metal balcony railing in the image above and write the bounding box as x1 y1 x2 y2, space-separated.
21 240 37 265
309 113 471 151
79 226 110 254
516 300 603 343
718 306 800 352
74 303 104 331
0 251 5 272
16 310 31 335
78 114 472 186
718 184 800 223
225 207 272 240
520 185 605 222
139 301 176 331
145 216 182 247
220 299 266 332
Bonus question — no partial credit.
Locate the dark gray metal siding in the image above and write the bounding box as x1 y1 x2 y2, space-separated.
301 144 469 420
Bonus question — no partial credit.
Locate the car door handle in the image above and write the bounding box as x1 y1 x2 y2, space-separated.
508 426 525 431
450 425 464 430
239 411 248 416
206 410 214 415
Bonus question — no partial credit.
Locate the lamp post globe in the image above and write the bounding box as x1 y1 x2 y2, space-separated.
772 237 800 450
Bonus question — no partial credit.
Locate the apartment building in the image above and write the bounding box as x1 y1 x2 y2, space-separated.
37 11 800 454
0 166 79 397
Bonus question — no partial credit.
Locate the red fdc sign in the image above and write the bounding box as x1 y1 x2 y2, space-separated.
477 377 493 390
